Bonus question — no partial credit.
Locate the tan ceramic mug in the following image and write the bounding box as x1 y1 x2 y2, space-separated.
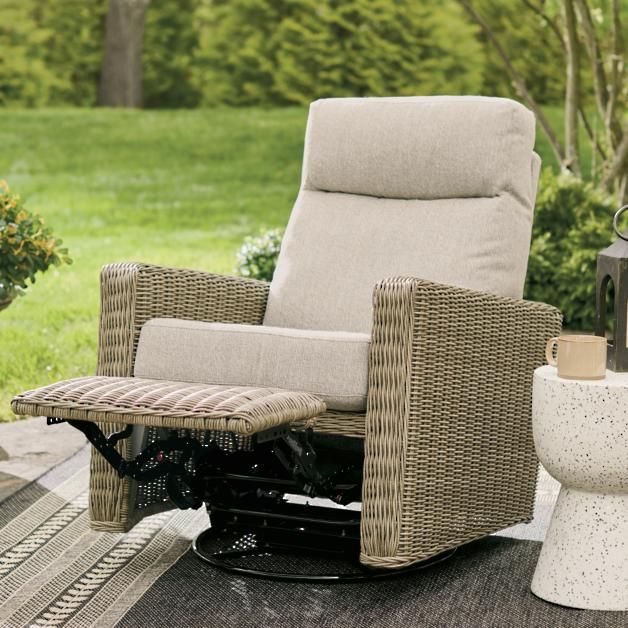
545 334 607 380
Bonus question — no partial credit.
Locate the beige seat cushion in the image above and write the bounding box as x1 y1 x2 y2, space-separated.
134 319 370 411
264 96 541 333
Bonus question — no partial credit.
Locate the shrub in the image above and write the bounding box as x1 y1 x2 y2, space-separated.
525 169 616 330
474 0 565 106
38 0 107 107
0 1 62 107
235 228 283 282
195 0 484 106
143 0 202 108
0 181 72 307
0 0 106 108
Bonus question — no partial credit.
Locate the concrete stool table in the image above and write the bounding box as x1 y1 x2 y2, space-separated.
531 365 628 611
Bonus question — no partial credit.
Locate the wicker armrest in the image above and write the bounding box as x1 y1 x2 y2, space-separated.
361 277 562 568
90 262 269 531
97 262 270 377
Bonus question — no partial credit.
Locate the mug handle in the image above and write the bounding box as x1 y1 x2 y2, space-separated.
545 337 559 367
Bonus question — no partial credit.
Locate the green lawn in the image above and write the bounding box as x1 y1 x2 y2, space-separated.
0 105 583 421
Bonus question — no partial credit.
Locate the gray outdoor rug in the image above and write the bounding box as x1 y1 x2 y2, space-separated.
0 446 208 628
1 447 626 628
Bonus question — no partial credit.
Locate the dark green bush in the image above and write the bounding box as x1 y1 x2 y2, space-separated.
0 0 581 108
143 0 202 108
0 1 61 107
474 0 566 106
525 169 616 330
39 1 107 107
0 0 105 108
195 0 484 106
235 228 283 282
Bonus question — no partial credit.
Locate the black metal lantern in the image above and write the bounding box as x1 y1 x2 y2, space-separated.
596 205 628 372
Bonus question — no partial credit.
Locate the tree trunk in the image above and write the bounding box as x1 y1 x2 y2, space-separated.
563 0 581 176
98 0 151 108
604 130 628 205
573 0 622 151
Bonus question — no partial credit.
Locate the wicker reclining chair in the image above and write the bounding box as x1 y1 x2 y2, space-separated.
14 96 561 580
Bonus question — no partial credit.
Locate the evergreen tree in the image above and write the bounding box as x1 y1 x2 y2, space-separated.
473 0 566 105
144 0 202 108
274 0 484 103
194 0 284 105
38 0 107 106
195 0 485 105
0 1 60 106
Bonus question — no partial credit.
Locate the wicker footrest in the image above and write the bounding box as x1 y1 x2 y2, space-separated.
11 376 327 435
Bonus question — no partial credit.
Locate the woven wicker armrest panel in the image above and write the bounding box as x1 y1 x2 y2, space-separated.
361 277 562 569
97 263 270 378
12 376 326 435
89 264 270 531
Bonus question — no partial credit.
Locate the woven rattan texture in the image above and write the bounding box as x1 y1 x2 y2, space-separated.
97 263 270 378
21 260 561 561
92 263 270 531
11 376 326 434
293 410 366 438
360 278 562 569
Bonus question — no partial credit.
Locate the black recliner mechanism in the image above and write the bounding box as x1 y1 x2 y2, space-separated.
49 417 454 581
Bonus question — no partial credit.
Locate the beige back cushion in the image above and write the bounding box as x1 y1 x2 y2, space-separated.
264 96 540 333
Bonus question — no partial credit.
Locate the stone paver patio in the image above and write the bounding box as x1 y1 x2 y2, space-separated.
0 416 86 502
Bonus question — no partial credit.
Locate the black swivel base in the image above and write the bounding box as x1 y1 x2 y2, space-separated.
191 506 455 583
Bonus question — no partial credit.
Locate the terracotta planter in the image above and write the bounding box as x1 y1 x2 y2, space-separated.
0 297 13 312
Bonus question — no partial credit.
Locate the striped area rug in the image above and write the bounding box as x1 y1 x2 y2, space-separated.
0 444 564 628
0 447 207 628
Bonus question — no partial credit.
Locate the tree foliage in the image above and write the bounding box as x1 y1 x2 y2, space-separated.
1 0 607 110
38 1 107 106
473 0 566 105
0 1 61 107
195 0 485 105
143 0 202 108
460 0 627 202
0 0 105 107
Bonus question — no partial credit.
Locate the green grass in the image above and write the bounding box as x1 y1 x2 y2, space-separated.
0 105 586 421
0 107 308 420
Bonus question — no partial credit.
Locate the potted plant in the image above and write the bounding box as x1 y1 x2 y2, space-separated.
0 181 71 311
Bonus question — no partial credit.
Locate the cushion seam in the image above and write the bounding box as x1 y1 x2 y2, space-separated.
141 323 371 345
301 188 502 201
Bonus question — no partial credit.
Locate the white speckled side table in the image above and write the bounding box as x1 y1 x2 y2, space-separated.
531 365 628 611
